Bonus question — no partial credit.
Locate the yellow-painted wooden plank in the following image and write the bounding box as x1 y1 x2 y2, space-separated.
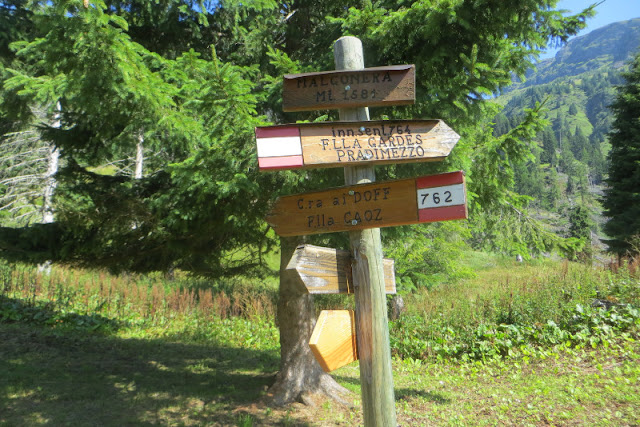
309 310 357 372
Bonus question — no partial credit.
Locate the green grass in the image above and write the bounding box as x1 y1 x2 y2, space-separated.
0 322 279 426
391 257 640 361
332 339 640 426
2 320 638 425
0 257 639 425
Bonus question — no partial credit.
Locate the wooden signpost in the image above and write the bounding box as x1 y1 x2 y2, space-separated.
267 171 467 236
255 119 460 170
282 65 415 112
309 310 358 372
257 36 467 427
286 244 396 294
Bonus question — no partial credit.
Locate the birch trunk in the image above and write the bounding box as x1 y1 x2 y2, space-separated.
42 102 61 224
134 131 144 179
38 102 61 274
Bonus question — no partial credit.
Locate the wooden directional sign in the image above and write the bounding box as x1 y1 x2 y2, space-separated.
309 310 358 372
282 65 415 112
287 244 396 294
255 119 459 170
267 171 467 237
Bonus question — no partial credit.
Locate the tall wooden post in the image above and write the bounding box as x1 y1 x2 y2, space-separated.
334 36 397 427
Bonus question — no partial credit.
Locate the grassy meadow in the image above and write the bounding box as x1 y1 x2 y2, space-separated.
1 254 639 426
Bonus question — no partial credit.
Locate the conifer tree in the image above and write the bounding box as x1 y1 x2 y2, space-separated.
540 127 558 166
571 126 589 160
603 52 640 256
0 1 281 275
544 168 562 210
568 204 593 260
569 103 579 115
0 0 598 406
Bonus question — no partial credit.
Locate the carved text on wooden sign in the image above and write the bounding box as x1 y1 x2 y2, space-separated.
282 65 415 112
255 120 459 170
267 171 467 236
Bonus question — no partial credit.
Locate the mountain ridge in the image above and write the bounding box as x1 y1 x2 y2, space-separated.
510 18 640 90
493 18 640 256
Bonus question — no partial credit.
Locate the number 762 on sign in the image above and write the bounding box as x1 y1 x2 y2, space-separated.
417 183 465 209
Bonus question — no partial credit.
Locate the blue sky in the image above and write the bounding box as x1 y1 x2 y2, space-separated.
541 0 640 59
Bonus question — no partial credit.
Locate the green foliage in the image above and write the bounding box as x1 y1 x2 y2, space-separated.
385 222 474 292
498 19 640 186
0 3 288 275
391 304 640 361
1 257 639 402
0 261 279 346
465 102 565 257
565 204 593 260
1 259 639 425
4 3 176 162
500 65 618 197
333 0 594 122
470 204 559 258
471 102 548 208
0 295 119 331
391 262 640 361
253 1 596 265
0 1 601 280
603 51 640 256
491 21 640 260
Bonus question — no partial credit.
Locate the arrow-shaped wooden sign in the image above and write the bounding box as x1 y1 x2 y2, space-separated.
282 65 415 112
309 310 358 372
267 171 467 237
255 119 459 170
287 244 396 294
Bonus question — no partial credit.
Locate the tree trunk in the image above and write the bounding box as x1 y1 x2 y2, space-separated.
38 102 61 275
134 131 144 179
266 235 351 407
42 101 61 224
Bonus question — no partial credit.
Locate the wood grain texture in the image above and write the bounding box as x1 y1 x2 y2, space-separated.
255 119 459 170
286 244 395 294
266 172 467 237
309 310 358 372
266 177 419 236
282 65 415 112
299 119 458 168
334 36 397 427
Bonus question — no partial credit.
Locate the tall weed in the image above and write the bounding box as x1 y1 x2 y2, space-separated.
0 262 278 335
1 256 638 363
391 259 639 361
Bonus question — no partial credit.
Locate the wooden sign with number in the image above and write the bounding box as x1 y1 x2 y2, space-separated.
287 244 396 294
267 171 467 236
282 65 415 112
255 119 459 170
309 310 358 372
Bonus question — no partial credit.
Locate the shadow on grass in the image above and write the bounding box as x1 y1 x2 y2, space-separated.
332 374 451 405
0 299 282 426
0 296 121 332
396 388 450 404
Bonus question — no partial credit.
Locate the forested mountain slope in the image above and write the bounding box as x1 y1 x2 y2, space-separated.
516 18 640 89
494 18 640 255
